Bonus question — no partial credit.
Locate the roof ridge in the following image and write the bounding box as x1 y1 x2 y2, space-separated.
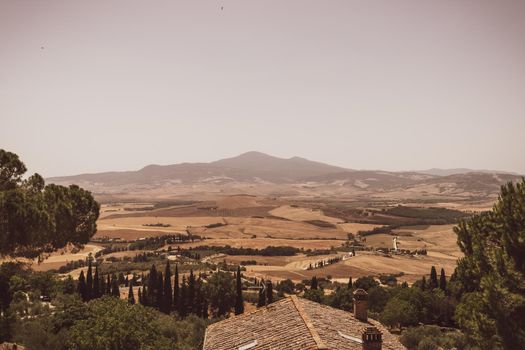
205 298 293 331
290 296 328 350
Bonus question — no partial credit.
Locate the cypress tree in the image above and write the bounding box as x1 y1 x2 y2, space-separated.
352 247 356 256
266 280 273 304
311 276 318 290
142 285 148 306
86 261 93 301
173 264 179 311
156 271 164 310
128 282 135 304
179 276 188 318
348 276 353 289
201 294 209 319
257 285 265 307
235 266 244 315
77 270 87 302
194 278 204 318
138 287 142 305
106 274 111 295
93 264 100 299
100 273 106 296
188 270 196 314
439 268 447 291
163 260 172 314
111 274 120 298
148 265 158 306
118 272 125 286
430 266 438 289
421 276 427 291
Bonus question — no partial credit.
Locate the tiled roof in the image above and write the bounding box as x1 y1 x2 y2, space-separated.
203 296 405 350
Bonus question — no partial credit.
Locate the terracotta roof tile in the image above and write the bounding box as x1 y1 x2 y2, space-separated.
203 296 405 350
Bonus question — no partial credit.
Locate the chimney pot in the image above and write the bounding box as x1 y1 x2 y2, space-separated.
353 288 368 322
362 326 382 350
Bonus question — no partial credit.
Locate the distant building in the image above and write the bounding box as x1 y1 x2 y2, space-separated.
203 290 405 350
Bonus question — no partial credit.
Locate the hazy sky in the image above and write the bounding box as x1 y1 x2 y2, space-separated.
1 0 524 177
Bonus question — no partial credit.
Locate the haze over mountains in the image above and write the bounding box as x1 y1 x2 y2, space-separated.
47 152 522 200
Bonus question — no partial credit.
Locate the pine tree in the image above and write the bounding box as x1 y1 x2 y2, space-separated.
86 261 93 301
93 264 100 299
163 260 172 314
266 280 273 304
111 274 120 298
235 266 244 315
128 282 135 304
173 264 179 312
430 266 438 289
311 276 318 290
439 268 447 291
348 276 353 289
78 270 87 302
421 276 427 291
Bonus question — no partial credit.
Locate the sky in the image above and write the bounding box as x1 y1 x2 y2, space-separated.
1 0 524 177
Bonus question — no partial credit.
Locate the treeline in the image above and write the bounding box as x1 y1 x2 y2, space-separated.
306 256 342 270
205 222 226 229
384 206 468 222
188 245 300 256
142 223 171 227
94 234 200 257
123 200 197 211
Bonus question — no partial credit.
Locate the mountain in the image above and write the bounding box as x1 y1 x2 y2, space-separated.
47 152 522 199
211 151 349 180
47 152 352 186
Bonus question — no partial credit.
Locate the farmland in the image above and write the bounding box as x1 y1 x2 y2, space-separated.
29 194 466 288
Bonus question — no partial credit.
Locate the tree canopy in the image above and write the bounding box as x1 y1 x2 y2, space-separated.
454 179 525 349
0 150 99 258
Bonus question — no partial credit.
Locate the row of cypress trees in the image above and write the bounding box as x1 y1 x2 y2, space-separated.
420 266 447 291
78 260 267 318
135 261 211 318
77 260 121 301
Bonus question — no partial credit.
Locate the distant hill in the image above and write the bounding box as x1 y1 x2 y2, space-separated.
417 168 520 177
47 152 522 199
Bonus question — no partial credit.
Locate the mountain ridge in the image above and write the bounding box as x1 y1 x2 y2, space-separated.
46 152 522 198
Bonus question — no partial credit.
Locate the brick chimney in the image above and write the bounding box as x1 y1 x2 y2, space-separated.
353 288 368 322
362 326 382 350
